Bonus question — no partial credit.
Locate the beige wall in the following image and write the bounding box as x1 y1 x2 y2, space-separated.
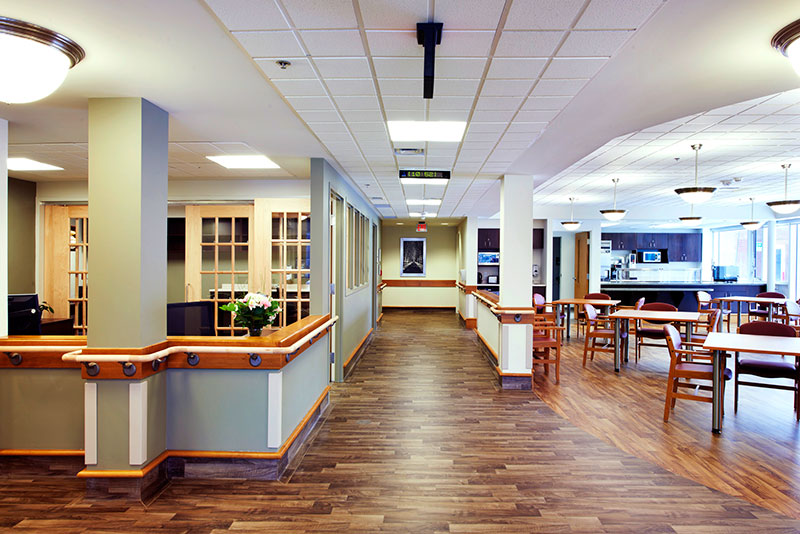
381 223 458 307
8 178 36 294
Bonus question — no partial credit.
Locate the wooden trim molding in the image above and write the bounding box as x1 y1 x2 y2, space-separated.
377 313 384 322
0 449 84 456
382 279 456 288
475 329 499 363
345 329 373 368
456 281 478 293
458 311 477 330
78 386 331 479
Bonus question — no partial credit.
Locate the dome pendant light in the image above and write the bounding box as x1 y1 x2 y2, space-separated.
600 178 627 221
766 163 800 215
561 197 581 231
740 198 763 231
772 18 800 77
679 204 702 226
0 16 85 104
675 144 716 204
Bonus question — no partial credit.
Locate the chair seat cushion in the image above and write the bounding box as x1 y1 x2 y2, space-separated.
637 327 666 338
748 310 769 317
675 364 733 381
738 359 798 379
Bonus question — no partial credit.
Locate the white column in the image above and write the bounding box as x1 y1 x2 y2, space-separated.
0 119 6 336
701 228 713 281
767 219 776 291
588 221 602 293
544 220 554 301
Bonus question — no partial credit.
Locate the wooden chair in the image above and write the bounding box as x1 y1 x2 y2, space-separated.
577 292 611 338
697 290 731 332
582 304 619 366
663 324 731 421
531 313 565 384
748 291 785 322
635 302 678 362
776 299 800 330
682 308 721 343
735 321 800 420
533 293 561 324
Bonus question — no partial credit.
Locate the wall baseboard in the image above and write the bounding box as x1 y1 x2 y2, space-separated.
344 329 373 378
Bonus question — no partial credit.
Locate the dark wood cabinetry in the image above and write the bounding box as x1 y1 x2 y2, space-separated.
478 229 500 252
533 228 544 249
601 232 702 261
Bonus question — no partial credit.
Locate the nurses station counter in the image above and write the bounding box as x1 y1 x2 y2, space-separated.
600 282 766 312
0 314 336 501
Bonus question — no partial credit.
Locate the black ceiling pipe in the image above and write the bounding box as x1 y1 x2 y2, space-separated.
416 22 443 99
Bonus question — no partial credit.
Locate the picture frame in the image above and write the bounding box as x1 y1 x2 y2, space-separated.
400 238 426 277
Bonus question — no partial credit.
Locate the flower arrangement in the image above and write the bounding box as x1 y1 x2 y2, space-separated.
219 292 281 336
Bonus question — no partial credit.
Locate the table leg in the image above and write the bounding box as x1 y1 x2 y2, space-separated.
769 303 774 322
623 318 629 363
566 304 571 339
614 317 621 372
737 301 742 328
556 303 562 331
712 349 722 433
685 321 694 361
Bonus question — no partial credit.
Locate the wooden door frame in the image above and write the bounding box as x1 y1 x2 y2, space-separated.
574 231 590 299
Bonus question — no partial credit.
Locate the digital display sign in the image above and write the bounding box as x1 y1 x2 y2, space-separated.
399 169 450 179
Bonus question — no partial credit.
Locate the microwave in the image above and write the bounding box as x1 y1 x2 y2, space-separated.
640 250 661 263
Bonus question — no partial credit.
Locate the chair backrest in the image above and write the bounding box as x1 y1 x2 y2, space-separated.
739 320 797 337
634 297 645 310
663 324 682 353
703 308 721 332
696 291 712 311
785 299 800 317
583 303 598 322
641 302 678 312
533 292 545 313
757 291 785 298
584 292 611 300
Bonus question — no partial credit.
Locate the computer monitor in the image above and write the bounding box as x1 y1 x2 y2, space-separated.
167 301 215 336
8 294 42 335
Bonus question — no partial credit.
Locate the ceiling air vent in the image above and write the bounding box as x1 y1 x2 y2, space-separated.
394 147 425 156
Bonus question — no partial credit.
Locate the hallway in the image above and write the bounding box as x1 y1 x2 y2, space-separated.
3 309 800 532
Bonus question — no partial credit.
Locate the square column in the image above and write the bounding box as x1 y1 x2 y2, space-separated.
0 119 7 336
88 98 168 348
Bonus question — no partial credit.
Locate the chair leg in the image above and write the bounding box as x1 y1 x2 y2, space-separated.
734 368 739 414
590 338 597 361
543 348 550 375
555 343 561 384
582 332 590 366
664 369 675 421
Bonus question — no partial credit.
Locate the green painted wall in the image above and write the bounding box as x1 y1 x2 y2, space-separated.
91 380 130 470
167 369 269 452
147 372 167 463
281 339 329 443
0 368 83 450
7 178 35 294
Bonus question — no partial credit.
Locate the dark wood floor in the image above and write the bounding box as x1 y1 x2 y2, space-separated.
3 309 800 532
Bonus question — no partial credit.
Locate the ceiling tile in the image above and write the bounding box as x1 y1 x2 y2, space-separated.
366 31 422 56
433 79 482 96
206 0 288 31
481 79 535 97
437 58 488 78
296 110 342 122
348 122 388 133
382 96 425 110
314 57 372 78
341 109 385 121
428 96 475 110
531 78 588 96
359 0 428 30
516 109 559 121
255 58 316 79
373 57 420 78
434 0 505 30
428 110 471 121
378 78 422 96
557 30 633 57
507 121 547 133
282 0 358 28
576 0 664 30
286 96 335 110
504 0 585 30
307 122 349 133
495 31 564 57
333 95 381 110
544 57 607 78
325 78 377 96
385 109 425 120
522 96 572 110
272 79 327 96
475 96 525 110
487 58 547 79
472 110 516 122
300 30 365 56
468 122 507 133
233 31 304 57
436 31 495 57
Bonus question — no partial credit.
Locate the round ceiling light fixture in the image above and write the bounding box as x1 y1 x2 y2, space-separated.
766 163 800 215
561 197 581 231
0 16 84 104
600 177 627 221
772 18 800 76
678 204 702 226
675 144 716 203
740 198 763 231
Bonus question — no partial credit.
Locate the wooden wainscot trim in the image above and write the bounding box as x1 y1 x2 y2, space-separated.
493 307 540 325
382 279 456 288
456 281 478 293
344 328 373 368
474 329 499 363
77 386 331 478
473 290 499 308
0 449 84 456
457 310 477 330
0 352 82 369
377 313 384 323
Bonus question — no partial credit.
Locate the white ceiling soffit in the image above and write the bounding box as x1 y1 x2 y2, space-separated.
0 0 324 180
206 0 666 218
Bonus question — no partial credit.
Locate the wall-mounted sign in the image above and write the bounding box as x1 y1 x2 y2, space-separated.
399 169 450 179
416 221 427 233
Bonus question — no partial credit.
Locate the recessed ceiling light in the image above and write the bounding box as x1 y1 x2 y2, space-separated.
7 157 63 171
409 212 422 217
424 213 438 218
206 155 279 169
388 121 466 142
394 147 424 156
406 199 442 206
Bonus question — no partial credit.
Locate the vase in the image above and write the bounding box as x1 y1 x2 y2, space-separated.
247 327 263 337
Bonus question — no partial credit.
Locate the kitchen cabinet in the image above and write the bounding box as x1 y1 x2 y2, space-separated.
478 228 500 252
533 228 544 249
635 233 668 249
668 233 702 262
602 232 702 260
602 232 636 251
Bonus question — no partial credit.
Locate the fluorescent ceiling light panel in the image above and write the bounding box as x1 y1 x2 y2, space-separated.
406 199 442 206
388 121 466 142
206 155 280 169
7 157 63 171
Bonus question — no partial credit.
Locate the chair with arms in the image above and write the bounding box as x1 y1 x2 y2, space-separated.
682 308 721 343
748 291 785 322
582 304 619 366
531 312 565 384
533 293 562 325
577 292 612 338
781 299 800 332
735 320 800 420
697 290 731 332
663 324 732 421
635 302 678 362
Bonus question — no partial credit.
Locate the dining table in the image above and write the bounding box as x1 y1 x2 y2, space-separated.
712 295 787 326
608 309 705 372
703 332 800 433
552 298 621 339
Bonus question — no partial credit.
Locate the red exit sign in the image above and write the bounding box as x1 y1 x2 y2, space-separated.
416 222 427 232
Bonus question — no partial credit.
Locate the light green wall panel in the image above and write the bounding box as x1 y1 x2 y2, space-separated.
0 369 83 450
281 340 329 443
146 372 167 462
92 380 130 470
7 178 36 294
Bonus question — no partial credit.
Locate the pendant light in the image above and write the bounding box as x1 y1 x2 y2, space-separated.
740 198 763 231
561 198 581 231
600 178 627 221
766 163 800 215
772 18 800 77
675 144 716 203
679 204 702 226
0 17 85 104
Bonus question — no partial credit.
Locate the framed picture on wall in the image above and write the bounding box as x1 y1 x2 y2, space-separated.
400 238 426 277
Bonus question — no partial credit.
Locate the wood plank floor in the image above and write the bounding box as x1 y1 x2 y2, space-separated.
533 324 800 521
2 309 799 532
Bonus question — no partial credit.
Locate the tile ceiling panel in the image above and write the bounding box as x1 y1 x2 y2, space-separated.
207 0 665 218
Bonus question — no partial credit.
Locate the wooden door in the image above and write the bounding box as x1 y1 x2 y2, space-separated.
574 232 589 299
43 205 89 334
185 205 254 336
